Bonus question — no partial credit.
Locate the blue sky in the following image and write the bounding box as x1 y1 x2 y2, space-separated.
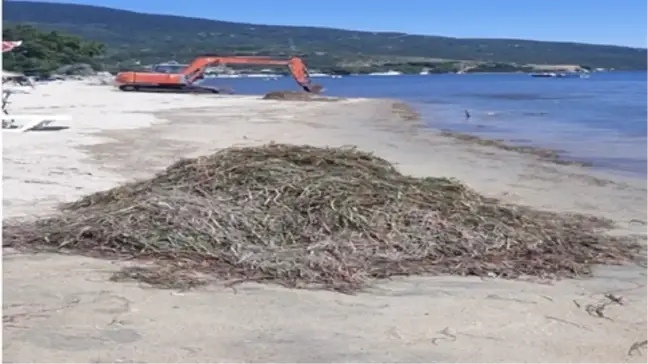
16 0 648 47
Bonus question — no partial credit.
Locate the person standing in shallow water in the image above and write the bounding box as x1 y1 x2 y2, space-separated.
464 109 471 119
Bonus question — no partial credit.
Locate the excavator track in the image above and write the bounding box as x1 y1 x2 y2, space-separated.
118 84 224 94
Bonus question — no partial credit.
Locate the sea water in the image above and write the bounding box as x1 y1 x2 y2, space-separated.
201 72 647 178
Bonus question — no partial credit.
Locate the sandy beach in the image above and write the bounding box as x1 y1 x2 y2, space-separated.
3 80 647 363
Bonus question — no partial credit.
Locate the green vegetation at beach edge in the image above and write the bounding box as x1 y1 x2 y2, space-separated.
3 1 646 75
2 24 105 74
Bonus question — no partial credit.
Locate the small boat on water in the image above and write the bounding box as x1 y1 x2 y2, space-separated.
530 72 587 79
368 70 402 76
309 72 330 78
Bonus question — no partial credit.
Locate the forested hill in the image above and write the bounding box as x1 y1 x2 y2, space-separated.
3 0 647 70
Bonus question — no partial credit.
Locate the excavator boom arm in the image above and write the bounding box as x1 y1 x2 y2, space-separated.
182 56 314 91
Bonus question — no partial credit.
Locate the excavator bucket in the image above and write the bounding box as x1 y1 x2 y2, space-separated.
303 83 324 94
287 57 324 94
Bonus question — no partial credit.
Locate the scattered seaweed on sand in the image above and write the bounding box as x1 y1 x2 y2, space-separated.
439 130 592 167
391 101 421 122
110 266 210 290
262 90 341 102
3 144 643 292
387 102 588 167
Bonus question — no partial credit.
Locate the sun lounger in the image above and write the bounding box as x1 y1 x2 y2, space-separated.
3 114 71 132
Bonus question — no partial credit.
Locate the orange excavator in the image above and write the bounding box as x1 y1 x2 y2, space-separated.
114 55 322 94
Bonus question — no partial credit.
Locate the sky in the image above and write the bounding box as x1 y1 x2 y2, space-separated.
13 0 648 48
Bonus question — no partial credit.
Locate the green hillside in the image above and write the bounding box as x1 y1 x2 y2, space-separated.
3 0 646 71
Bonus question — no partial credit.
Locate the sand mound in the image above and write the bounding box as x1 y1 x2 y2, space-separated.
3 144 642 292
262 90 339 102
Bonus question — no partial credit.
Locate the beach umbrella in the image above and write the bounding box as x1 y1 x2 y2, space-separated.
2 40 23 53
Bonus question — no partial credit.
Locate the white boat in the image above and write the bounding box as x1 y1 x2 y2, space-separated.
530 72 586 79
245 73 281 78
215 74 243 78
368 70 402 76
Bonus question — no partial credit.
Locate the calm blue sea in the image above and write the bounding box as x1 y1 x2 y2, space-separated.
201 72 647 178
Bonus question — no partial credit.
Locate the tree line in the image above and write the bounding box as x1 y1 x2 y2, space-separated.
0 25 533 76
5 0 647 70
2 24 106 75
